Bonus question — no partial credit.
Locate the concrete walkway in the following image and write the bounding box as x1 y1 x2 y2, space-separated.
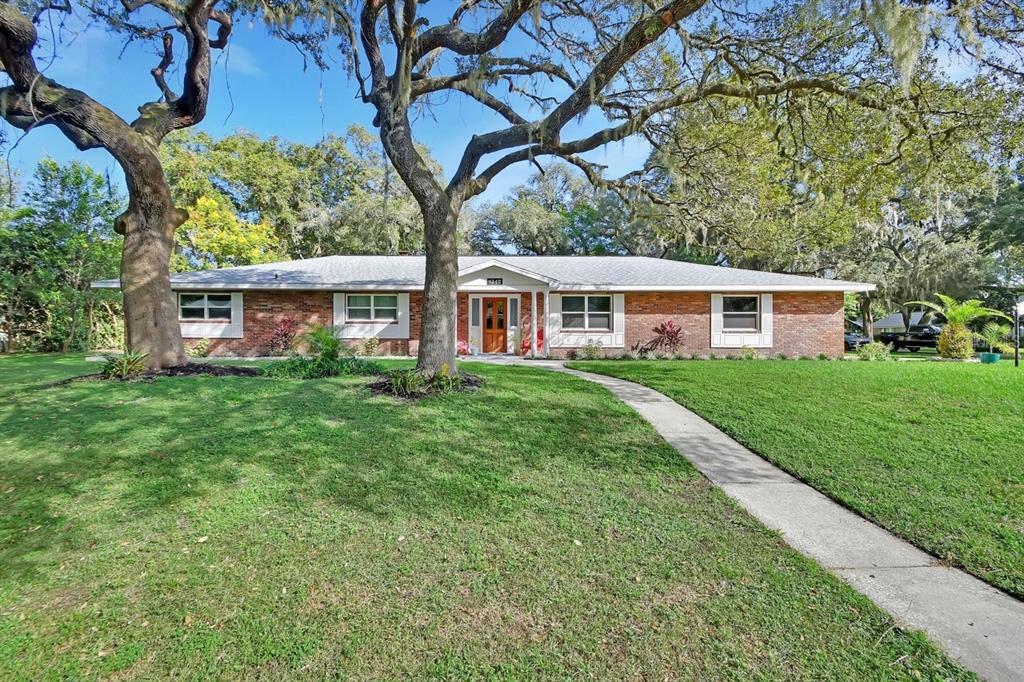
475 357 1024 681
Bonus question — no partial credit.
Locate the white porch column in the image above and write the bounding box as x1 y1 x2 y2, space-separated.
543 290 550 357
530 288 538 355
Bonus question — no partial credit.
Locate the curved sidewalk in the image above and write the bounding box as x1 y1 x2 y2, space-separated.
479 357 1024 681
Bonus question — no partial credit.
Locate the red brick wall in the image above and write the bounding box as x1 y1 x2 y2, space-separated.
185 290 422 357
185 289 843 359
548 291 844 359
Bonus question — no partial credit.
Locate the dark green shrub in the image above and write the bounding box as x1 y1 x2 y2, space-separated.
262 355 381 379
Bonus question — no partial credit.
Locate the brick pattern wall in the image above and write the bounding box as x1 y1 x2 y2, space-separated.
186 289 843 359
548 291 844 359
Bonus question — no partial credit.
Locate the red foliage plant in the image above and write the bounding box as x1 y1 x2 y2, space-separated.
639 320 682 353
268 315 300 355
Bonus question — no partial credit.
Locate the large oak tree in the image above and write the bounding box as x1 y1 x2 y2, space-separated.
276 0 1018 375
0 0 233 368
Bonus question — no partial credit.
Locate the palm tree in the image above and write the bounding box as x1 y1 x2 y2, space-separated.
974 322 1014 355
906 294 1010 358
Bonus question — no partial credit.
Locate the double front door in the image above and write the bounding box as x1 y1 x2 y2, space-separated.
482 297 507 353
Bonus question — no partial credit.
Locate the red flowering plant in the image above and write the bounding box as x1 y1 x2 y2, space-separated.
456 340 470 356
639 320 682 353
519 328 544 356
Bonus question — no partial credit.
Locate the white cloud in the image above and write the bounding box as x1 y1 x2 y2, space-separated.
218 43 264 78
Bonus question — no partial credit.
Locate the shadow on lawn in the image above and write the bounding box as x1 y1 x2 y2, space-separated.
0 364 685 580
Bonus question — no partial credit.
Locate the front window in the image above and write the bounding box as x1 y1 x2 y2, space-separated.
179 293 233 321
722 295 760 332
562 295 612 330
347 294 398 322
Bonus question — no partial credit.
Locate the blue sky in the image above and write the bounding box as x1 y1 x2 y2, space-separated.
6 9 651 206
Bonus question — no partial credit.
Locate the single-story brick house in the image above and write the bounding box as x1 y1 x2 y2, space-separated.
94 255 874 358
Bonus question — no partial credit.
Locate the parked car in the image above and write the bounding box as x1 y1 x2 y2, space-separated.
844 330 871 351
879 324 943 352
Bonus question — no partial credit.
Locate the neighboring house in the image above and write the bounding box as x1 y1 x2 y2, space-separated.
93 256 874 358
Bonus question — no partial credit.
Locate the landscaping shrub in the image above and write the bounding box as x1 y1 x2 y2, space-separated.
100 350 149 379
186 338 211 359
974 322 1015 354
263 324 381 379
518 329 544 356
268 316 299 355
305 324 343 360
373 365 482 398
636 320 682 354
739 345 758 360
856 341 892 361
262 355 381 379
359 336 382 357
575 339 604 360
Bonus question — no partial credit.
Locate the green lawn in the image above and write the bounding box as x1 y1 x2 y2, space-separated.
0 355 968 679
567 358 1024 600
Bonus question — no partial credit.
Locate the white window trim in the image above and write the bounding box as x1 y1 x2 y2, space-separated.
333 292 410 339
721 294 761 333
468 294 518 354
548 293 625 348
711 293 773 348
560 294 613 331
178 292 243 338
178 292 234 322
345 293 399 324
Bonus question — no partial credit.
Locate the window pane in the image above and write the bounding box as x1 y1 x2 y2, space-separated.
588 296 611 313
180 294 205 307
373 308 397 320
563 312 586 329
348 307 372 320
723 313 759 330
207 294 232 307
180 307 205 320
374 295 398 308
723 296 758 313
471 299 481 327
562 296 585 312
588 313 611 330
208 307 232 320
348 295 371 308
509 298 519 327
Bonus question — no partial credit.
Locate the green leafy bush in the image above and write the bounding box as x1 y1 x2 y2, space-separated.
186 338 211 359
378 367 469 397
574 339 604 360
262 355 381 379
304 324 343 361
358 336 382 357
739 346 758 360
856 341 892 362
101 350 149 379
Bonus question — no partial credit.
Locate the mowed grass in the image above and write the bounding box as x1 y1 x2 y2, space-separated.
0 355 968 680
568 359 1024 599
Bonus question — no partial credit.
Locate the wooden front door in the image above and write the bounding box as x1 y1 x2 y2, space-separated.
482 297 507 353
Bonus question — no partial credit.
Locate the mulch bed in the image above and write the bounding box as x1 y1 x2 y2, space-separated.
52 362 261 386
367 371 485 399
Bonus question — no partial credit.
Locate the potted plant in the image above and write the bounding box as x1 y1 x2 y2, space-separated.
907 294 1010 359
974 322 1014 364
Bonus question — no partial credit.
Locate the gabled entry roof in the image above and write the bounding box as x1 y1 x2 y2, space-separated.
93 255 875 293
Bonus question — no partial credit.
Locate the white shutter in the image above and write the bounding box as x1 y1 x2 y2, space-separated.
613 293 625 347
333 293 345 328
395 293 410 338
231 293 243 338
548 294 562 347
760 293 773 347
711 294 724 347
469 296 482 354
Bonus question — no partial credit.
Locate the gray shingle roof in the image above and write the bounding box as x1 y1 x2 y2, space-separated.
94 255 874 292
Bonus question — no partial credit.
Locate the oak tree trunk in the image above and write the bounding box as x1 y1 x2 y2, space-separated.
860 296 874 339
115 147 188 369
417 206 460 374
377 113 460 375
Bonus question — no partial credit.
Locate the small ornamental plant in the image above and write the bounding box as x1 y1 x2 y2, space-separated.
268 316 299 356
857 341 892 361
638 320 682 354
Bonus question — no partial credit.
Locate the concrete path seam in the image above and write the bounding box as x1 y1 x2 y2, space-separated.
474 357 1024 682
